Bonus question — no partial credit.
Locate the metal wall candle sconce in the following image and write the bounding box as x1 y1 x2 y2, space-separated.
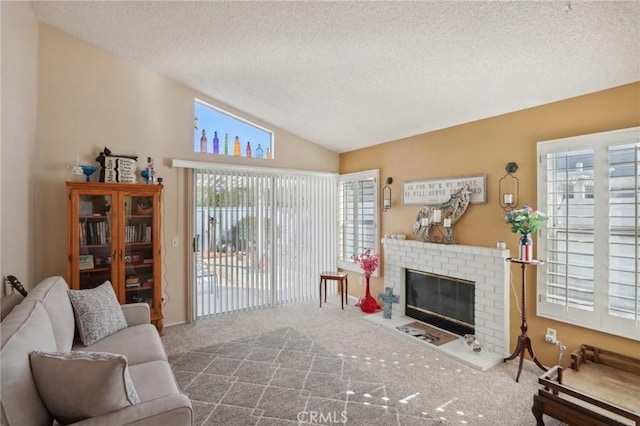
382 177 393 211
499 162 519 212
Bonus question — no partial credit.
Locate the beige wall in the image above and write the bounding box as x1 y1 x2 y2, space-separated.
340 82 640 364
1 1 39 293
35 25 338 324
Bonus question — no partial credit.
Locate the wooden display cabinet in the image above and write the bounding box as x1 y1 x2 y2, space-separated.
66 182 164 333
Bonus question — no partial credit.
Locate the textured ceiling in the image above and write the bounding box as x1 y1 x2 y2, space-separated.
32 1 639 154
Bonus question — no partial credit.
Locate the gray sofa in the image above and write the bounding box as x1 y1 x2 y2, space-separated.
0 276 192 425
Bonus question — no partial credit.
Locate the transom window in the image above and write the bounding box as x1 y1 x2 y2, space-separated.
193 99 274 159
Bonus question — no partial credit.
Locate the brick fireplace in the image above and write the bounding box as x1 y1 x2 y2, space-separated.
382 238 510 357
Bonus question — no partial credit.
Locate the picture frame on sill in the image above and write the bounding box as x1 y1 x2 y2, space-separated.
78 255 94 270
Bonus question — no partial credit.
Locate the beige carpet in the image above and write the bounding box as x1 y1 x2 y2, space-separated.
162 295 566 426
171 327 441 425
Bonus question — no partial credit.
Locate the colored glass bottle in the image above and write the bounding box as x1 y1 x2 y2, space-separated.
266 147 271 159
246 142 252 158
200 130 207 153
255 144 264 158
213 131 219 154
224 133 229 155
234 136 241 156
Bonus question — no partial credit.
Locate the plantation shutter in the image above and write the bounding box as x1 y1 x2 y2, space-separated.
537 127 640 340
540 149 596 312
337 170 380 274
607 143 640 321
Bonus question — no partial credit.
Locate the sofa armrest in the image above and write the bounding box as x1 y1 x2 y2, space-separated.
1 293 24 321
69 394 192 426
120 303 150 326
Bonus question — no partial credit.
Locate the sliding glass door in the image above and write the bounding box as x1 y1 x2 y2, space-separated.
192 167 336 319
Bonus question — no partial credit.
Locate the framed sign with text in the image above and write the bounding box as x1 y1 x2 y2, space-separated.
403 175 487 205
103 156 137 183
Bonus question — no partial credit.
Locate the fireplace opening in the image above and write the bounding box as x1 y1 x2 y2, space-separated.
405 269 475 337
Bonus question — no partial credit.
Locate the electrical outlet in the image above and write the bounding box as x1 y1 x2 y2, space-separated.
172 237 178 247
359 276 363 285
545 327 557 344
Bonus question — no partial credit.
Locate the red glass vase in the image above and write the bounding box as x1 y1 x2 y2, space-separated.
360 274 379 313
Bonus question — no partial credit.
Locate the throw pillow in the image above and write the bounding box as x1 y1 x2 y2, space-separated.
29 351 140 424
68 281 128 345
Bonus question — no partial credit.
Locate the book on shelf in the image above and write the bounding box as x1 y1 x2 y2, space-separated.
79 220 110 245
125 224 151 243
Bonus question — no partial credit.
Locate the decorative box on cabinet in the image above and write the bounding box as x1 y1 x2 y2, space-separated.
66 182 164 333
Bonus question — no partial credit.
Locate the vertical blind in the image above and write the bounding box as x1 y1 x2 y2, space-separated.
537 127 640 340
193 167 337 318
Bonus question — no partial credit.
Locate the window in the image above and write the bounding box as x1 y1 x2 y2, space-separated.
537 127 639 340
338 170 380 274
193 99 274 159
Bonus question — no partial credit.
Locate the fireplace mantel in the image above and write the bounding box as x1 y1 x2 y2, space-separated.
382 238 510 357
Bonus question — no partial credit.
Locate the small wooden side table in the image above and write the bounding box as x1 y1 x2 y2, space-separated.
319 272 348 309
504 258 547 382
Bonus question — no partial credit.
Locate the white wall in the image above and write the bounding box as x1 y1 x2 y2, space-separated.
0 1 39 294
35 25 339 323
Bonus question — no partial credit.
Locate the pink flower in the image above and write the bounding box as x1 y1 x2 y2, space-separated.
352 249 379 276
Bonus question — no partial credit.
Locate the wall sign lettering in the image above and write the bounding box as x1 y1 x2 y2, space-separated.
403 175 487 205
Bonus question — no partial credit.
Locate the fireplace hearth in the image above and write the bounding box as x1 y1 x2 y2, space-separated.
382 238 510 358
405 269 475 337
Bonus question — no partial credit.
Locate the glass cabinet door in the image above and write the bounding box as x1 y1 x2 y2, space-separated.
76 193 116 291
121 194 156 309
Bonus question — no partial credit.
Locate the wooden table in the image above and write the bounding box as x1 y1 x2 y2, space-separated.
504 258 547 382
533 344 640 425
319 271 348 309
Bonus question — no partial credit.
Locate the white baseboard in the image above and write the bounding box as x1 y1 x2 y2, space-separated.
163 320 188 328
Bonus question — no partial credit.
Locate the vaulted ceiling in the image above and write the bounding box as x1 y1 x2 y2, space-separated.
32 1 639 153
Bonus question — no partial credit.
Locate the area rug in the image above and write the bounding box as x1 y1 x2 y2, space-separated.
170 327 442 426
396 322 458 346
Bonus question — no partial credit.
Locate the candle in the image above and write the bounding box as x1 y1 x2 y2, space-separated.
503 193 514 205
421 217 430 226
432 209 441 223
444 218 452 228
